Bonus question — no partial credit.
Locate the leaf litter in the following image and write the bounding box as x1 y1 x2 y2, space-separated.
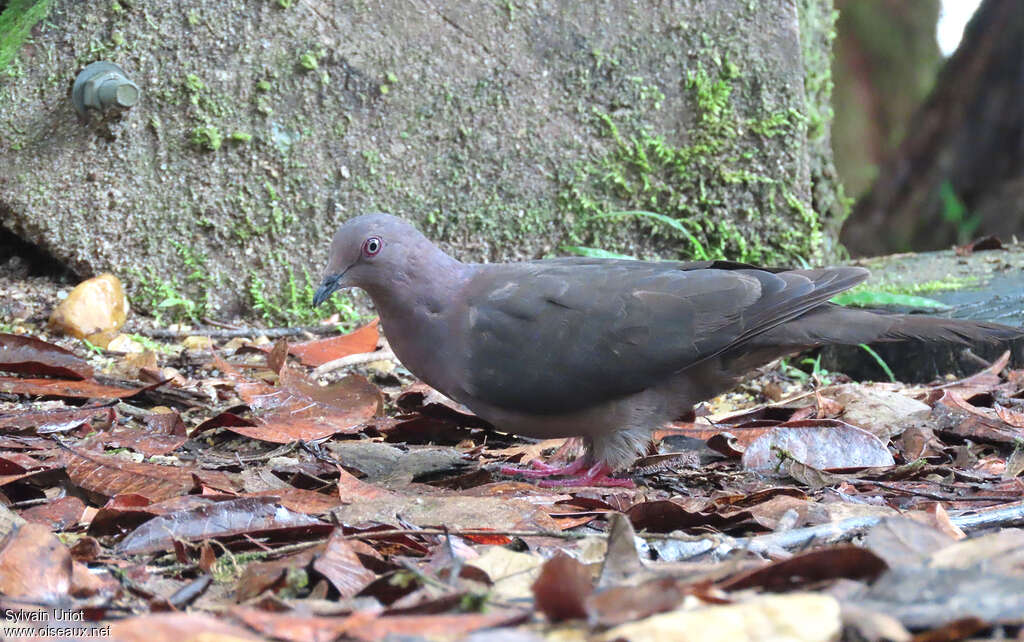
1 319 1024 640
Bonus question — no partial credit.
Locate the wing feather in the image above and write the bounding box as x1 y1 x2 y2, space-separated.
462 259 866 414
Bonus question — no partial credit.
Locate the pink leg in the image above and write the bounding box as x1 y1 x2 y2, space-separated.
500 459 634 488
500 457 590 478
537 461 635 488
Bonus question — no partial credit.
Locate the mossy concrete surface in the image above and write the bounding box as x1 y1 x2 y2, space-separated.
0 0 845 316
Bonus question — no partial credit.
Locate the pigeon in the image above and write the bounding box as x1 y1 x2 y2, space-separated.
314 213 1021 486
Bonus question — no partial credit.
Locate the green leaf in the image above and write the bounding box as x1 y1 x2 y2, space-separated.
831 290 950 310
561 245 636 260
594 210 710 260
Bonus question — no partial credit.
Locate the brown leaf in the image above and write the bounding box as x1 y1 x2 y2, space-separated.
920 503 966 540
865 517 956 568
742 419 895 472
64 445 233 502
0 451 46 473
955 235 1003 256
660 420 782 448
0 522 72 601
587 577 691 627
233 547 319 602
936 350 1011 397
87 494 159 536
108 613 264 641
117 496 329 555
829 383 930 440
288 319 380 367
0 376 152 399
934 398 1024 444
626 500 754 533
532 553 592 622
0 332 93 379
230 606 379 642
88 412 188 456
895 424 945 460
718 545 887 591
21 496 85 530
396 382 492 428
343 611 528 642
995 403 1024 428
313 527 378 598
250 487 343 515
229 368 382 443
69 536 101 562
0 402 115 433
815 390 843 418
332 483 560 531
267 338 290 374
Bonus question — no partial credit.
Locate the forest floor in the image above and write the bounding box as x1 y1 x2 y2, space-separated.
1 257 1024 642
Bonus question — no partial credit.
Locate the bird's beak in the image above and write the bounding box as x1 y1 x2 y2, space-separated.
313 272 344 307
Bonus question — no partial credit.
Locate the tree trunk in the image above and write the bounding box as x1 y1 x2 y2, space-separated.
831 0 941 200
842 0 1024 256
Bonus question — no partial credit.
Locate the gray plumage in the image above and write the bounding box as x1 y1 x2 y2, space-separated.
314 213 1022 472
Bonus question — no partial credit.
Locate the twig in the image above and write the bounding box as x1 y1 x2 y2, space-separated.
313 349 397 376
331 501 1024 556
341 527 597 541
201 317 244 330
852 479 1017 502
730 500 1024 555
137 325 345 339
950 499 1024 530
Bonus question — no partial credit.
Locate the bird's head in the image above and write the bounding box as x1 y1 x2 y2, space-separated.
313 212 444 306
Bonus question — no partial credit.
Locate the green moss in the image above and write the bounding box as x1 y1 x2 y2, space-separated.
559 58 821 265
249 265 363 328
183 73 205 94
846 276 979 298
0 0 55 74
796 0 837 142
126 239 224 323
191 125 222 151
298 50 318 71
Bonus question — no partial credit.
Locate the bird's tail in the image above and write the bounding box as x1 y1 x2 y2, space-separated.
751 304 1024 349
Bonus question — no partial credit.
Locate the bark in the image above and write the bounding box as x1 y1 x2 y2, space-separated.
842 0 1024 256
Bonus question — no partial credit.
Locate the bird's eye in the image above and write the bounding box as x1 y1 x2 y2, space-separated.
362 236 382 257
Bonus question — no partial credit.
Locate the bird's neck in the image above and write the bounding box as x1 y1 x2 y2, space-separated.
365 251 470 397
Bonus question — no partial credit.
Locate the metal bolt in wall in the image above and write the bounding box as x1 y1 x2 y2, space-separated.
72 61 139 117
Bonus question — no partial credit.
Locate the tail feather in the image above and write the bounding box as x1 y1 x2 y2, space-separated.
878 314 1024 345
752 304 1024 349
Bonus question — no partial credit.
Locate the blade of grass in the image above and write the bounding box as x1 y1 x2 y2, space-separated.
594 210 710 260
858 343 896 383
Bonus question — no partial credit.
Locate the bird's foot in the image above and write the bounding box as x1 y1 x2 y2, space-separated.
500 459 634 488
500 457 590 478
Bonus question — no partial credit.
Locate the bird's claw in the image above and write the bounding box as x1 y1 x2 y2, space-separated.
500 459 634 488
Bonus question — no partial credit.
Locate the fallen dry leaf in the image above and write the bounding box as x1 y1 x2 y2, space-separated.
64 445 233 502
288 318 380 367
0 332 94 379
0 522 72 601
230 369 382 443
312 527 378 598
117 496 330 554
742 419 895 472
